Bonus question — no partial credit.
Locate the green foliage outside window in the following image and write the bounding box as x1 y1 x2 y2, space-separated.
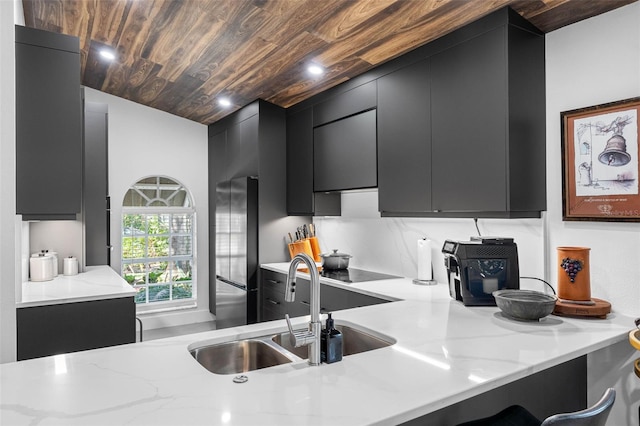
122 212 194 304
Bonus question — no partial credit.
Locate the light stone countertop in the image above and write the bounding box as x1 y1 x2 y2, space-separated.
17 265 136 308
1 263 633 425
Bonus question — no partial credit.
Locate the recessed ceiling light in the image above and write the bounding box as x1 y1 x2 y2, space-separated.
307 64 324 76
99 49 116 61
218 97 232 107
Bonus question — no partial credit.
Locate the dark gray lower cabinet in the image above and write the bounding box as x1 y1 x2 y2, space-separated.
260 269 307 321
17 297 136 361
260 269 389 322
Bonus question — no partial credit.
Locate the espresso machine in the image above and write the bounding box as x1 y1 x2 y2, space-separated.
442 237 520 306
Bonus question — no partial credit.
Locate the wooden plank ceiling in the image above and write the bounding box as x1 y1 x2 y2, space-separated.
22 0 636 125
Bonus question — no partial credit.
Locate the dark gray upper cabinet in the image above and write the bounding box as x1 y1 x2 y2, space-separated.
83 101 110 266
430 23 546 217
378 59 432 213
286 107 340 216
377 8 546 218
15 25 82 220
313 81 377 127
227 115 259 180
313 109 377 192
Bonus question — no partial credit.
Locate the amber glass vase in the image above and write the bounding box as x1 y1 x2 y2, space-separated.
557 247 591 301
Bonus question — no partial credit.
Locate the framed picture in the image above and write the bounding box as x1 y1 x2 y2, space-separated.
561 97 640 222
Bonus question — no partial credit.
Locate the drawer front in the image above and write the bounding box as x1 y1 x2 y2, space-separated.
261 270 286 321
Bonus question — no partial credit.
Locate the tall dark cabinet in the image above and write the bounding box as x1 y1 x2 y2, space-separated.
15 25 82 220
208 100 306 318
84 100 110 266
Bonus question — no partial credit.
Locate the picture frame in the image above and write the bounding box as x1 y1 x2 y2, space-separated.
561 97 640 222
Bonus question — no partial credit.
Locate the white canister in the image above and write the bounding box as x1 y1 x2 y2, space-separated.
30 254 54 282
46 251 59 276
63 256 79 276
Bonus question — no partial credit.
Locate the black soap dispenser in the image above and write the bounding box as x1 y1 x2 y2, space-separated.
321 313 342 364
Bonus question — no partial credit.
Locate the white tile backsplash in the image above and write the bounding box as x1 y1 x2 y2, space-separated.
314 190 545 290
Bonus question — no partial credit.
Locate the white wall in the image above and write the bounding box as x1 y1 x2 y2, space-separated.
83 88 212 329
546 4 640 425
545 3 640 316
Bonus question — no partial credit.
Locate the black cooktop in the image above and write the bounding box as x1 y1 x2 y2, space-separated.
320 268 401 284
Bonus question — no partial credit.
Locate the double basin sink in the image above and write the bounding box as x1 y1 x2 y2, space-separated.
189 321 395 375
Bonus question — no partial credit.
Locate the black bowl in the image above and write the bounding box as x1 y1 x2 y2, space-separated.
493 289 557 321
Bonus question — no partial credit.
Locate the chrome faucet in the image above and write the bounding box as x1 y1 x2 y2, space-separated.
284 252 322 366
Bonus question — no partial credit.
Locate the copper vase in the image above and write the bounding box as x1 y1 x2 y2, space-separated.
557 247 591 301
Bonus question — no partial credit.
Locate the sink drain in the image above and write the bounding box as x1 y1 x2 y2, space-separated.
233 375 248 384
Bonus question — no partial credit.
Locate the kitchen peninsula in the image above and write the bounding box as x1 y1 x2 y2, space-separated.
1 266 633 425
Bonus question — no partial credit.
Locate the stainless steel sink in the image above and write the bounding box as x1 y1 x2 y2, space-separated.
272 323 395 359
189 339 297 375
189 322 395 374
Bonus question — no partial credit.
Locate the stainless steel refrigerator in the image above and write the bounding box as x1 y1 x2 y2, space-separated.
215 176 258 329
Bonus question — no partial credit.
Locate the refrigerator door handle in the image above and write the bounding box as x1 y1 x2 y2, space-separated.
216 276 247 291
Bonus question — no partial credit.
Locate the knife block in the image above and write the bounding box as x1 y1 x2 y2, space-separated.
288 239 313 260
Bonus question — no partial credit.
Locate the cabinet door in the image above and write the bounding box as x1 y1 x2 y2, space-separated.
227 115 259 179
261 270 286 321
289 276 313 317
84 102 109 266
16 29 82 219
313 80 377 127
430 27 507 212
287 108 315 214
347 291 389 309
377 59 432 213
320 284 351 312
208 130 227 314
313 109 377 192
17 297 135 361
286 108 341 216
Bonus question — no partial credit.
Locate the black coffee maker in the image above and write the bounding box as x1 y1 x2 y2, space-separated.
442 237 520 306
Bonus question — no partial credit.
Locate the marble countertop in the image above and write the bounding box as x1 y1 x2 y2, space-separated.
18 265 136 308
1 264 633 425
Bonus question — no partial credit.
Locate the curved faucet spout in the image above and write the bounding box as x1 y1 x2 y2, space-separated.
284 252 322 365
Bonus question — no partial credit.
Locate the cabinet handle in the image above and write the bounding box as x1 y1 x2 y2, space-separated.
267 279 281 285
300 300 310 306
265 298 280 305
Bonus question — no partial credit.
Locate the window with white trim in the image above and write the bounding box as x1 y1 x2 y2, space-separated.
121 176 196 308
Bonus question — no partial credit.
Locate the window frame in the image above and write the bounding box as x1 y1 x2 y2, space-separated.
120 176 197 313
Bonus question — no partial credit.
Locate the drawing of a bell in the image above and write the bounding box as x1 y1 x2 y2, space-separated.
598 134 631 166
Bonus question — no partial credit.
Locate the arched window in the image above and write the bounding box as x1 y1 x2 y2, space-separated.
121 176 195 307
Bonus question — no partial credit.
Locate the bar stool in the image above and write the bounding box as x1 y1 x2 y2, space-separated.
457 387 615 426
